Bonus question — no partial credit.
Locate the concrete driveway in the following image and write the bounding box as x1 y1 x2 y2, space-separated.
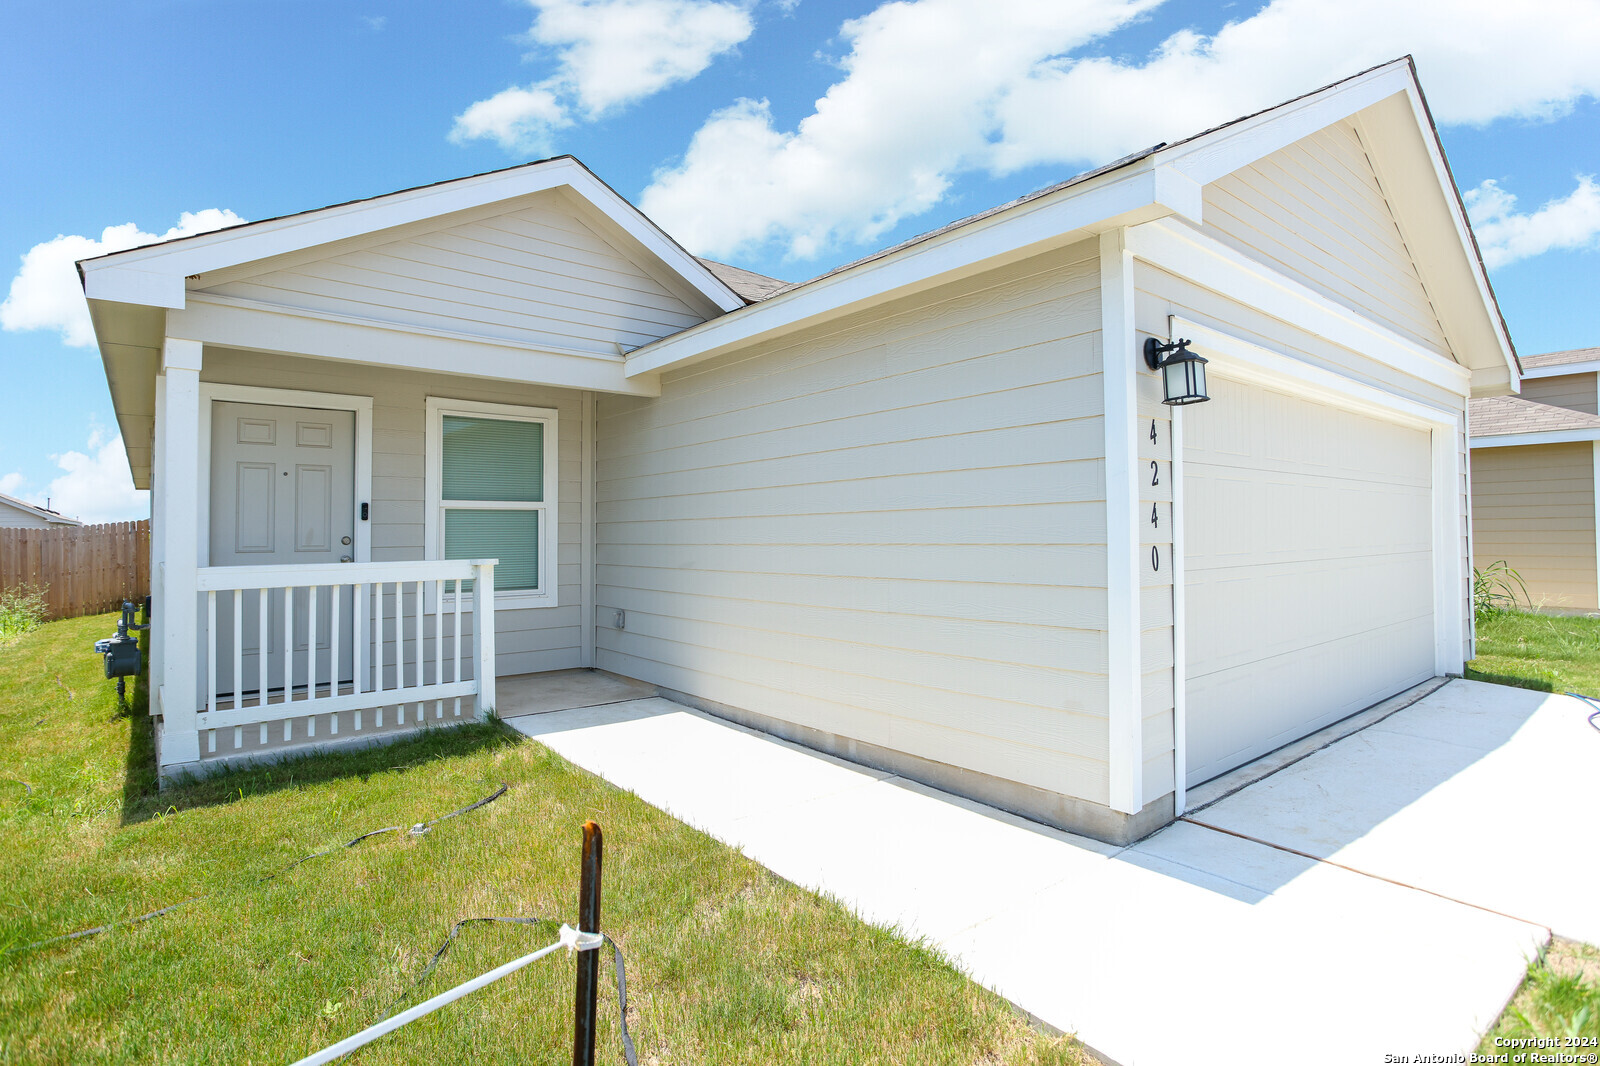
507 679 1597 1066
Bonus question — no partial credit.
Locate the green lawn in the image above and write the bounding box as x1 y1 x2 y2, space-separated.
1464 608 1600 698
0 613 1086 1065
1466 609 1600 1052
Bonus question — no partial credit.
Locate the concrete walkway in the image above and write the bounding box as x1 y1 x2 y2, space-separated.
507 679 1596 1066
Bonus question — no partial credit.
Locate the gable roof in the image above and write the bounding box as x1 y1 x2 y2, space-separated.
79 156 744 316
0 492 81 526
1470 395 1600 440
625 57 1518 396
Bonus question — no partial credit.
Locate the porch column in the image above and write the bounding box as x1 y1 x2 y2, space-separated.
158 338 204 766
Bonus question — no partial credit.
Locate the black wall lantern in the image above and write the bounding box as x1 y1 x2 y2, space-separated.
1144 337 1210 405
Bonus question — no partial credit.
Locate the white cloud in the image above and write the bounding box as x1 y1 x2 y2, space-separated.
642 0 1600 262
1465 176 1600 269
451 0 755 154
3 431 148 525
642 0 1158 258
1 209 245 348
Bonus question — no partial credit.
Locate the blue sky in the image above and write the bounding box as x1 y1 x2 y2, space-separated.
3 0 1598 522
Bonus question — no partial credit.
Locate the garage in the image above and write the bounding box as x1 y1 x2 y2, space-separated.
1182 368 1439 786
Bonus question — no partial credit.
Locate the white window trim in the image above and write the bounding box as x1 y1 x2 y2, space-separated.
425 396 559 608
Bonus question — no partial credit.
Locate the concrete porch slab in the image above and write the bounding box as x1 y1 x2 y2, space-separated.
1187 679 1600 945
509 693 1554 1066
496 668 655 716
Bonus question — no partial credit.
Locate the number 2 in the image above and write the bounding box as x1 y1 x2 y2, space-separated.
1150 460 1160 486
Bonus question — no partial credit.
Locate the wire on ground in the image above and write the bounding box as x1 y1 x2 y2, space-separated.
5 782 510 955
1565 691 1600 733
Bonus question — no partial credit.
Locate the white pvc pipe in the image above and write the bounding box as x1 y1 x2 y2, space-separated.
288 936 572 1066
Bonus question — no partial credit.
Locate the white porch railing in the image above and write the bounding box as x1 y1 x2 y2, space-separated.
193 560 496 746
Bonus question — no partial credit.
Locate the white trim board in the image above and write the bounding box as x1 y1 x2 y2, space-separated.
424 396 560 610
1169 401 1187 818
197 382 374 569
1172 316 1466 688
1128 220 1471 398
169 298 662 398
1470 429 1600 449
81 157 742 315
1100 229 1144 816
1522 360 1600 379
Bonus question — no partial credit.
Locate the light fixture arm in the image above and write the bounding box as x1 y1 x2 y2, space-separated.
1144 337 1190 370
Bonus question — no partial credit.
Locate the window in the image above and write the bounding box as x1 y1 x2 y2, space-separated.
425 398 558 604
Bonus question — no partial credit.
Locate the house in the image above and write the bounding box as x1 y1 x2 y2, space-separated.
79 57 1517 844
0 492 82 529
1470 346 1600 613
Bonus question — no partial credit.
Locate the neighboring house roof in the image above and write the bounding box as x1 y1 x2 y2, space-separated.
696 258 789 304
1520 346 1600 377
0 492 82 526
1470 395 1600 446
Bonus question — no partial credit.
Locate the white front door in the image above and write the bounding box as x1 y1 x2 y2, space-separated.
209 400 356 696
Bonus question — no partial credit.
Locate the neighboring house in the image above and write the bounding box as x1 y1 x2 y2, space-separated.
0 492 82 529
1470 346 1600 613
79 57 1517 845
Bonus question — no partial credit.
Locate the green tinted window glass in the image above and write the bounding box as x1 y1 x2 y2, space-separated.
444 509 539 591
441 415 543 502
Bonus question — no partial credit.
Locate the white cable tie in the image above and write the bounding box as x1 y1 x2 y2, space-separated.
558 923 605 954
408 823 430 836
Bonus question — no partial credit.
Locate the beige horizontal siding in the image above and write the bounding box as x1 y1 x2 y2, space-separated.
198 192 704 353
1202 121 1450 355
1471 443 1597 611
1520 373 1598 415
202 348 588 677
596 240 1114 804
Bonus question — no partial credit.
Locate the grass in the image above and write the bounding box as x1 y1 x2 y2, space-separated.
1464 608 1600 698
1479 939 1600 1054
1465 610 1600 1051
0 613 1088 1065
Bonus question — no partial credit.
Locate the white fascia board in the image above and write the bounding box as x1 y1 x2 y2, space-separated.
1522 360 1600 379
167 298 661 397
1157 60 1413 187
1388 83 1520 391
1128 219 1471 397
1470 429 1600 449
80 159 742 315
625 160 1196 378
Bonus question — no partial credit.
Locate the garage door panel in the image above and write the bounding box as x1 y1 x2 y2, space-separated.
1184 373 1435 787
1185 615 1436 782
1186 553 1432 675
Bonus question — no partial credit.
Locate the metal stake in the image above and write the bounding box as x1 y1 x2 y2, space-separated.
572 820 603 1066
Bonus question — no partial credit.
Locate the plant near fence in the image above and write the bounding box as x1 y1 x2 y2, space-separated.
0 584 48 646
1474 559 1530 620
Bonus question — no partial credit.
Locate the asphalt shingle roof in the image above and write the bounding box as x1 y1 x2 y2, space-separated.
695 258 789 304
1522 347 1600 370
1470 395 1600 437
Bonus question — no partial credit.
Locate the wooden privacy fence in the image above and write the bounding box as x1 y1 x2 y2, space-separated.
0 520 150 620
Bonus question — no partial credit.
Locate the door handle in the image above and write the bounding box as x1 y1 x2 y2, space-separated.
340 555 353 563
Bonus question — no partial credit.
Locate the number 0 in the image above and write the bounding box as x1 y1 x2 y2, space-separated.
1152 546 1160 572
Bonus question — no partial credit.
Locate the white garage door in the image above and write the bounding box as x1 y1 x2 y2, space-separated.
1184 371 1436 787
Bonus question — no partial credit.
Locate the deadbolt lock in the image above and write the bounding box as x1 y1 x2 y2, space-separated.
341 535 352 545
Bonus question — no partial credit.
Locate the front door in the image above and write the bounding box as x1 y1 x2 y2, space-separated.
209 400 356 697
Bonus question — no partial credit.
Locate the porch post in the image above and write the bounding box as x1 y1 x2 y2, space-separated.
472 561 496 719
158 338 204 767
149 373 167 707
